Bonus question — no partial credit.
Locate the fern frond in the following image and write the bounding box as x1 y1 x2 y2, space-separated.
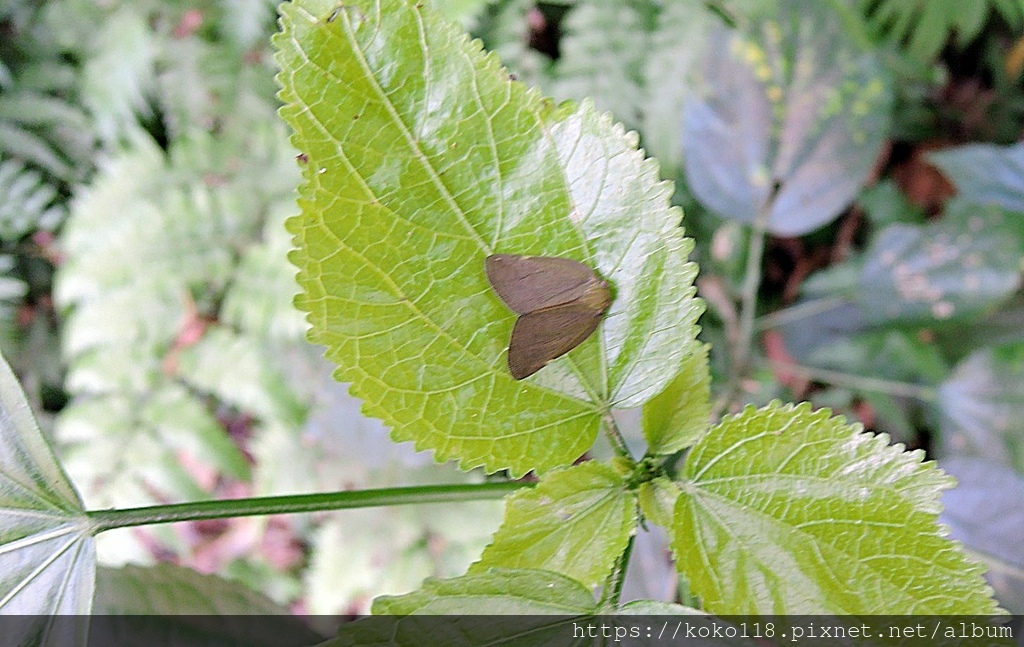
0 156 64 240
860 0 1024 61
550 0 657 130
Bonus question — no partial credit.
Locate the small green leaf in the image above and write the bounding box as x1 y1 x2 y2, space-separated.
638 477 682 529
643 343 710 454
859 201 1023 326
275 0 702 475
0 352 95 632
372 568 597 614
684 0 891 236
673 401 1001 614
472 462 636 588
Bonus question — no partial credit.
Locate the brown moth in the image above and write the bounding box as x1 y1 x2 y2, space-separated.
485 254 612 379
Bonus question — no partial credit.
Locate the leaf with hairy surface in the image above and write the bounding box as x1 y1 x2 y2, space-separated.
274 0 702 476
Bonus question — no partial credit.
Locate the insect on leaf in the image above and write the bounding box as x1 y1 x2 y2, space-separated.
486 254 611 379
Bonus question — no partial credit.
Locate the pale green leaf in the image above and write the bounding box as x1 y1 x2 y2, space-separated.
637 476 682 529
929 142 1024 213
859 201 1023 326
0 351 95 637
937 343 1024 475
642 343 710 454
472 461 636 587
177 327 307 427
372 567 596 614
81 8 156 144
58 394 216 508
90 564 325 646
94 563 299 614
673 401 1001 614
275 0 702 475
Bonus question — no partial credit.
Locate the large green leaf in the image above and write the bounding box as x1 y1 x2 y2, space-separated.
472 461 636 587
672 401 1000 614
683 0 891 236
0 352 95 636
275 0 702 475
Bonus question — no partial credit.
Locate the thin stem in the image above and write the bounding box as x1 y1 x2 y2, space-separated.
756 357 938 401
733 203 772 386
599 534 635 609
86 481 526 535
601 409 631 460
755 295 849 331
715 191 775 418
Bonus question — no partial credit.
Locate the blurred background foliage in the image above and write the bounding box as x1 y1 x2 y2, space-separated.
1 0 1022 614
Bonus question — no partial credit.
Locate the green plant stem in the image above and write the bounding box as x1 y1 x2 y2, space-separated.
602 409 631 459
734 203 772 382
714 193 774 418
755 296 848 331
599 534 635 609
86 481 526 535
756 357 938 401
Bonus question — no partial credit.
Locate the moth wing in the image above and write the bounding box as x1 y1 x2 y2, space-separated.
507 304 604 380
486 254 602 314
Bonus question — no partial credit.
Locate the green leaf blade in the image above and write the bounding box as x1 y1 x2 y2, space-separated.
276 0 702 474
372 567 597 614
472 462 637 588
642 343 710 454
0 352 95 629
673 401 1001 614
